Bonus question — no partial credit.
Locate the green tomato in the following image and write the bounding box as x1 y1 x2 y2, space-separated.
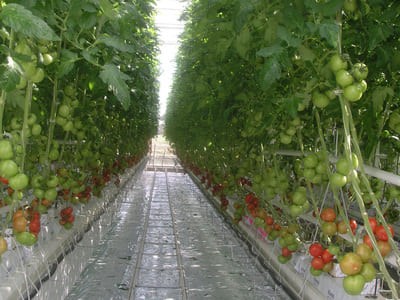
310 266 323 277
343 274 365 296
352 63 368 80
15 42 32 56
304 154 319 168
357 80 367 93
0 140 14 160
22 62 37 80
27 113 37 126
63 120 74 132
64 85 76 97
44 188 57 201
46 175 59 188
31 124 42 136
16 77 27 89
0 159 19 179
9 173 29 190
343 0 358 13
15 232 37 246
280 133 292 144
336 157 352 175
312 91 329 108
343 84 363 102
32 68 45 83
58 104 71 118
55 116 67 126
42 53 54 65
336 69 354 87
330 172 347 188
292 189 307 205
329 54 348 72
33 188 45 199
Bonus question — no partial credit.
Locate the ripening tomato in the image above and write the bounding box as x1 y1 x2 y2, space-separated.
320 207 337 222
339 252 363 275
356 243 372 263
0 236 8 255
13 216 27 233
377 240 392 257
321 221 338 236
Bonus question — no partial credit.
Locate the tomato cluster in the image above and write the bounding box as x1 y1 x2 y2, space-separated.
59 207 75 230
309 242 337 275
12 208 40 246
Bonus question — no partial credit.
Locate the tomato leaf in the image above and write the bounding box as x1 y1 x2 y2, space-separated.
298 45 316 62
367 23 393 51
0 58 20 92
99 0 118 19
0 4 59 41
256 44 283 58
99 64 131 110
277 26 301 48
304 0 343 16
371 87 394 114
259 57 281 90
97 35 135 53
57 50 79 78
318 20 339 48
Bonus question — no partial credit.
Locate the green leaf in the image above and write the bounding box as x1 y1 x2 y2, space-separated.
99 64 131 110
256 44 283 58
304 0 343 16
283 97 301 118
0 57 21 92
81 48 99 65
367 23 393 51
277 26 301 48
97 35 135 53
0 4 59 41
57 50 79 78
371 86 394 114
298 45 316 61
319 20 339 48
6 89 25 109
259 57 281 90
99 0 118 19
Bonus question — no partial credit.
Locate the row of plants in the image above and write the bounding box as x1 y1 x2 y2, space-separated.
166 0 400 297
0 0 158 258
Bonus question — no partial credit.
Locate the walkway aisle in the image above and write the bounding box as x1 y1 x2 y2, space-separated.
66 136 288 300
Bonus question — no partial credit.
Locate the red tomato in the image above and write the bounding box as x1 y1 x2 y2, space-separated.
375 225 394 241
363 235 373 250
265 216 274 225
309 243 324 257
282 247 292 257
322 249 334 263
349 219 357 233
368 217 378 234
311 257 325 270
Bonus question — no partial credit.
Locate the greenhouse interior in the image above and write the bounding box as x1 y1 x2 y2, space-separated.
0 0 399 299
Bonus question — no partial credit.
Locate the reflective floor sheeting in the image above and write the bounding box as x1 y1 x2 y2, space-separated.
65 136 289 300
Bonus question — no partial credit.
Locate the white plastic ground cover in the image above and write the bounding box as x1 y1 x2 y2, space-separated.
187 171 390 300
62 168 290 299
0 157 147 300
